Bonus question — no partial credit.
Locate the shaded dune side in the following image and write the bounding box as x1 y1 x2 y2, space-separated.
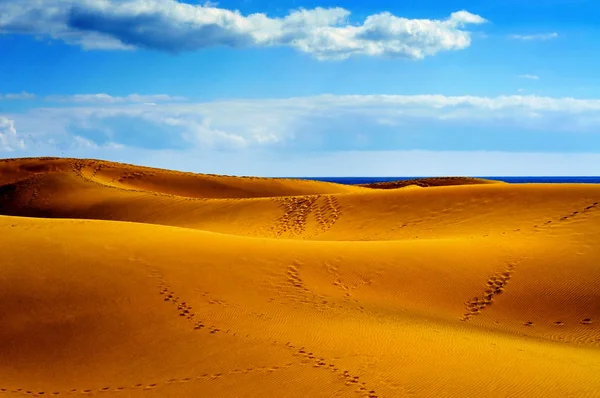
0 216 599 397
359 177 503 189
0 157 364 199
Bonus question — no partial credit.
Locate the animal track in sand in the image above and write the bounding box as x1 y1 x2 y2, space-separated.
3 263 298 393
540 202 598 227
318 195 342 234
89 162 107 179
324 260 380 300
540 201 600 227
487 200 600 238
69 160 185 199
157 278 217 333
153 269 266 336
461 262 517 321
0 363 297 396
289 346 380 398
286 263 310 293
9 174 45 209
272 195 317 237
271 194 342 238
278 261 339 310
69 159 86 177
522 319 595 328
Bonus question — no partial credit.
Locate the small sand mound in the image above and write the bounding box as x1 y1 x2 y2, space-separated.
359 176 503 189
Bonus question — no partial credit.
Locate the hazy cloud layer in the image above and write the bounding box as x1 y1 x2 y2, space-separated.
518 74 539 80
0 92 36 100
508 32 559 41
4 94 600 156
45 93 187 103
0 0 486 59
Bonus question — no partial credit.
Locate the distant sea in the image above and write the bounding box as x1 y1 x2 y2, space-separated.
296 177 600 185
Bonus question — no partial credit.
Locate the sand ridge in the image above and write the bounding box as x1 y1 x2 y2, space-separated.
1 157 600 397
358 176 503 189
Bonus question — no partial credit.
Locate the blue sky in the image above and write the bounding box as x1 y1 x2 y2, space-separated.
1 0 600 176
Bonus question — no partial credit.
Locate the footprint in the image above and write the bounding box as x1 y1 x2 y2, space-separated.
524 321 534 327
582 318 593 325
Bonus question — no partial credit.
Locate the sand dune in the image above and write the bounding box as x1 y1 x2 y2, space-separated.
1 157 599 397
0 157 361 199
358 176 502 189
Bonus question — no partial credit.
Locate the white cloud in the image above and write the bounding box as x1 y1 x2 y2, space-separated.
0 117 26 151
0 0 487 60
508 32 558 41
0 92 36 100
72 135 99 149
518 74 539 80
71 135 124 149
6 93 600 156
45 93 187 103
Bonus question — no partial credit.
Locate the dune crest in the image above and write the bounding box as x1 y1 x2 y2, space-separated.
1 157 599 397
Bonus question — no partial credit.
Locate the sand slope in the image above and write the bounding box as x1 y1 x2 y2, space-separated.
1 157 599 397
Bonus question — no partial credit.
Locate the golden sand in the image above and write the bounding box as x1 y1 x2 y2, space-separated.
1 157 599 397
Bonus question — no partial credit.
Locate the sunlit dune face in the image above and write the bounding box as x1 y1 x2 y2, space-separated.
1 157 599 397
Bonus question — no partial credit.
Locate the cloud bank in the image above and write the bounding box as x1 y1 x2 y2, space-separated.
4 94 600 156
0 0 486 59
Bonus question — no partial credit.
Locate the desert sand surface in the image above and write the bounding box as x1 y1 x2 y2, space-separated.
1 157 599 397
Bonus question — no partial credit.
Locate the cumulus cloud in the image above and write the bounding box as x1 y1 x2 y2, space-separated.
45 93 187 103
0 91 36 100
518 74 539 80
0 0 487 59
0 117 25 151
508 33 558 41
